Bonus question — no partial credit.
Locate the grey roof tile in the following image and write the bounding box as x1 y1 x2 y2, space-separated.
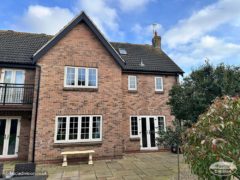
0 30 183 74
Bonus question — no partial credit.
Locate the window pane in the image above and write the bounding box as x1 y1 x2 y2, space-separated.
78 68 86 86
69 117 78 140
92 116 101 139
4 71 12 83
81 117 90 139
158 117 165 131
88 69 97 87
129 76 136 89
15 71 24 84
131 117 138 136
156 77 163 90
66 67 75 86
57 117 67 140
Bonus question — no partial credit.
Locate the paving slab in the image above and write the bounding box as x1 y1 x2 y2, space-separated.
2 152 196 179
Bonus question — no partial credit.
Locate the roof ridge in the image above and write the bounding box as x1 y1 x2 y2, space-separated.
110 41 151 46
0 30 53 37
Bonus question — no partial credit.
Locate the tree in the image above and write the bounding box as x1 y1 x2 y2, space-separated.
168 63 240 123
183 96 240 179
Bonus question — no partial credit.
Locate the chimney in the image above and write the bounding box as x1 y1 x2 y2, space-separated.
152 31 161 49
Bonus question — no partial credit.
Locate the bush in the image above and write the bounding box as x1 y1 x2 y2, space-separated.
183 96 240 179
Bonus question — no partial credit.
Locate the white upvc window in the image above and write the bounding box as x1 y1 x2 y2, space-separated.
155 77 163 92
55 115 102 143
158 116 166 132
128 76 137 90
64 66 98 88
130 116 139 138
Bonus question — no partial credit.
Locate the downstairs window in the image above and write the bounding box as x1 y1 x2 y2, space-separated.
55 115 102 143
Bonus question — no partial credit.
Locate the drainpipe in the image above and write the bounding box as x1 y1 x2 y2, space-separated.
32 65 41 162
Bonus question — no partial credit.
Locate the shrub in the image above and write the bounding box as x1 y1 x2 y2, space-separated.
183 96 240 179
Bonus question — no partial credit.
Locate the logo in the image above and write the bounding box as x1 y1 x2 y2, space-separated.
209 161 237 177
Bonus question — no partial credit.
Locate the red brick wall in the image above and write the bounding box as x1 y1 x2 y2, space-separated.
34 22 178 162
122 74 177 151
35 22 124 162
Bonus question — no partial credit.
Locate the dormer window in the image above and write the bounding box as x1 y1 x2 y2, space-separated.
119 48 127 55
65 66 98 88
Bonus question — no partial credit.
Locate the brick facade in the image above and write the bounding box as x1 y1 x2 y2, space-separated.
32 22 178 163
0 22 179 163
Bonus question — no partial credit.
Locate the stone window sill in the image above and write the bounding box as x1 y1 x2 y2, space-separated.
128 90 138 93
53 141 102 147
63 87 98 92
130 137 140 141
155 90 164 94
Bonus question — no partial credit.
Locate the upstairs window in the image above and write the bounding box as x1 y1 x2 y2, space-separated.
128 76 137 91
65 67 98 88
155 77 163 92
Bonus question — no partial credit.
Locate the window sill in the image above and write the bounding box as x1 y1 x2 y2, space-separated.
155 90 164 94
63 87 98 92
130 137 140 141
53 141 102 147
128 90 138 93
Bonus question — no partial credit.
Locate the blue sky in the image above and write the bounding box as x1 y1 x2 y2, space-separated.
0 0 240 74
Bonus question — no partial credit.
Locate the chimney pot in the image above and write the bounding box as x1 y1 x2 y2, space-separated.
152 31 161 49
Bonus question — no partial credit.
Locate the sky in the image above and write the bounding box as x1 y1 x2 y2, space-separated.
0 0 240 74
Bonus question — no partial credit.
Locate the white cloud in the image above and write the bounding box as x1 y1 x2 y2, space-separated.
167 36 240 73
76 0 124 40
131 23 163 43
164 0 240 47
20 5 74 35
119 0 152 11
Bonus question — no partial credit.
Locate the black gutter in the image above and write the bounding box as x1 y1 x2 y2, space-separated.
32 65 41 162
122 70 184 76
0 63 36 69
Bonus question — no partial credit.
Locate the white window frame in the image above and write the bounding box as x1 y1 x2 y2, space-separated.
0 69 25 84
129 116 140 138
54 115 102 143
157 116 166 132
155 77 163 92
64 66 98 88
128 76 137 91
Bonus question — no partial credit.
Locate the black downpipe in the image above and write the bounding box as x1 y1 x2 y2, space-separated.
32 65 41 162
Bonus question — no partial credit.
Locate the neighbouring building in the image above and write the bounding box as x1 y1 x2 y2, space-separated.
0 12 183 163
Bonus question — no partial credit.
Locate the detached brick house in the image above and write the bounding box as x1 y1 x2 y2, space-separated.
0 12 183 163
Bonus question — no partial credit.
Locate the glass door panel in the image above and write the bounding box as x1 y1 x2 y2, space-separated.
13 71 25 103
0 119 6 155
149 117 156 147
7 119 18 155
141 117 148 148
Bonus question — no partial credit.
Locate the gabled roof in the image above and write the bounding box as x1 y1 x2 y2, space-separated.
0 30 51 65
0 11 184 74
111 42 183 74
32 11 126 68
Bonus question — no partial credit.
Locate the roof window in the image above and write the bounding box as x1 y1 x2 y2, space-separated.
119 48 127 55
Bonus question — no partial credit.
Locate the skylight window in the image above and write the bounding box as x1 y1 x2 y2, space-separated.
119 48 127 55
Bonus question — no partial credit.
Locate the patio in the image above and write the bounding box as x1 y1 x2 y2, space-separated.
3 152 197 180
